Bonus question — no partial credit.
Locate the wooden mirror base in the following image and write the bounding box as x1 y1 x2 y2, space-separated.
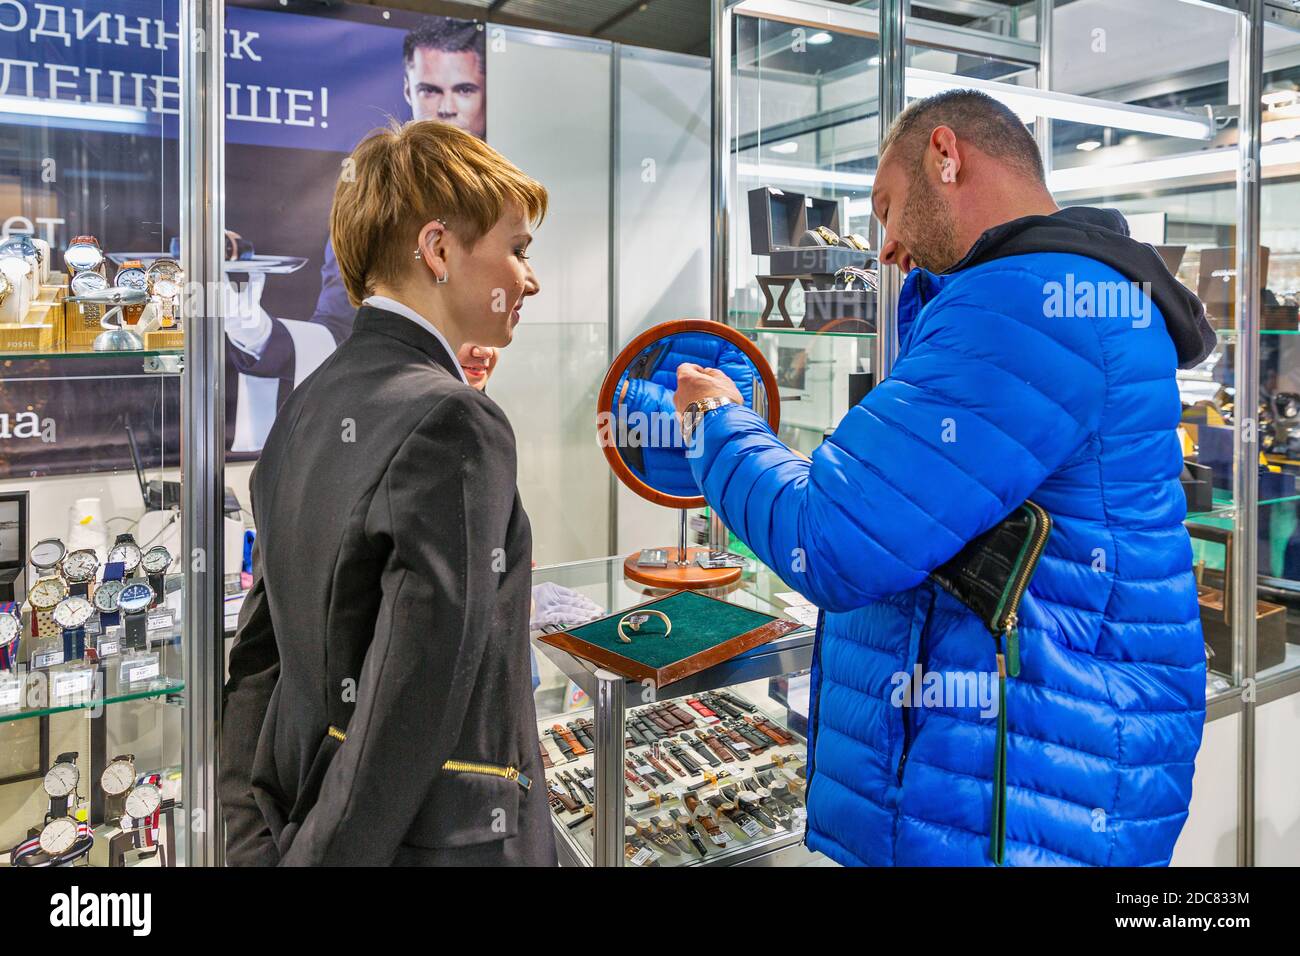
622 547 743 590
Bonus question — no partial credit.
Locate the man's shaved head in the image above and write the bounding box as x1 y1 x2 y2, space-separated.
880 89 1044 183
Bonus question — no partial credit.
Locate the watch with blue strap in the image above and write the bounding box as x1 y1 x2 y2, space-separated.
52 596 93 663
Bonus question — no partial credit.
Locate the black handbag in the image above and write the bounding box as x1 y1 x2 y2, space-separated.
929 500 1052 865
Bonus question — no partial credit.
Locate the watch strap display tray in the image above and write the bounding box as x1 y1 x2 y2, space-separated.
537 589 801 687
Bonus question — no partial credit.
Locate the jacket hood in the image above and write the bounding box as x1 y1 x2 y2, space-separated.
944 205 1215 369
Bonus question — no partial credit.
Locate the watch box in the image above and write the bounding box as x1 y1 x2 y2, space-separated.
748 185 807 255
1181 460 1214 514
1189 523 1287 674
538 589 801 688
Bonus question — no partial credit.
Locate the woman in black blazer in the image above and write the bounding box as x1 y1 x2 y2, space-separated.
219 119 555 866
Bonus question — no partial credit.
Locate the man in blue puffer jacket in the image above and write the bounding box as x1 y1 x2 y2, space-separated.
674 90 1213 866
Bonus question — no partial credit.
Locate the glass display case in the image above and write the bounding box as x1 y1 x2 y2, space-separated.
0 0 225 867
531 556 821 867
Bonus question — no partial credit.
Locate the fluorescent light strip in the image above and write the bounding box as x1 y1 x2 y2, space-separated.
0 95 150 125
1049 140 1300 193
907 68 1214 141
736 160 875 189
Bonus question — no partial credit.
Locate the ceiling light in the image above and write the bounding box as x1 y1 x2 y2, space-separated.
1048 140 1300 193
807 31 833 45
737 160 874 189
0 96 149 125
770 141 799 154
1076 140 1102 151
907 68 1214 141
868 56 881 66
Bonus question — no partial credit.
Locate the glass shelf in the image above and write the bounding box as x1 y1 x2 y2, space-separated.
0 659 184 725
0 347 182 362
1187 490 1300 521
736 324 876 339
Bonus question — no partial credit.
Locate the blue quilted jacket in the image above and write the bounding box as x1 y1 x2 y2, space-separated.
690 207 1211 866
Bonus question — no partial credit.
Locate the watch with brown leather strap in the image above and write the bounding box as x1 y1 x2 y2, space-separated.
552 723 586 756
745 714 791 746
697 728 735 763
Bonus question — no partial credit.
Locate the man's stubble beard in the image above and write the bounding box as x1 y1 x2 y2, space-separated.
897 158 965 274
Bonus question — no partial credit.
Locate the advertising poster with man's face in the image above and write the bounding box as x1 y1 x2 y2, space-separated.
0 0 486 479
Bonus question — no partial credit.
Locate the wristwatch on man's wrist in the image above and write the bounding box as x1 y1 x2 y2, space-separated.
680 395 734 444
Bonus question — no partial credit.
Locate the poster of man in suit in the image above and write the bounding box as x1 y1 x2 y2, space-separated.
0 0 486 478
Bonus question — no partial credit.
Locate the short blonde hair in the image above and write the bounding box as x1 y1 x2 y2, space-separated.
330 119 548 307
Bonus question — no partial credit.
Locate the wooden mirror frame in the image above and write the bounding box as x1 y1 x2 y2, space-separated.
597 319 782 509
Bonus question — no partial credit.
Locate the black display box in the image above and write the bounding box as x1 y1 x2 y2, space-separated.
748 185 871 278
803 287 877 333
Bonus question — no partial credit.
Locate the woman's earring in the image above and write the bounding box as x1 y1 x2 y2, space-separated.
413 249 422 260
436 271 448 285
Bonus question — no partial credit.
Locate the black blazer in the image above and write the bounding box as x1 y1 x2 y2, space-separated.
220 306 556 866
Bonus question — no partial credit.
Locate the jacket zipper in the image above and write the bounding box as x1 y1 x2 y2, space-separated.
800 609 826 848
442 759 532 792
897 588 936 785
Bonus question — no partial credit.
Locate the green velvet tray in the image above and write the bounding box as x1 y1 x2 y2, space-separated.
538 589 801 687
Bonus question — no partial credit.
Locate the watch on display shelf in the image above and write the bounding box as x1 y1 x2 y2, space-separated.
10 818 93 868
140 546 171 607
120 771 164 852
60 548 99 598
100 753 136 823
107 534 143 577
65 236 105 276
93 561 128 637
114 260 148 325
42 751 80 819
145 258 183 328
0 602 20 670
28 572 68 645
117 582 155 652
537 689 808 867
52 596 93 662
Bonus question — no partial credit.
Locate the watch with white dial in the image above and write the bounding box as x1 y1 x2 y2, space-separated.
43 751 80 818
29 537 65 574
70 269 108 329
146 258 183 328
115 261 149 325
680 395 735 444
28 574 69 644
60 548 99 597
100 753 136 821
52 596 93 662
64 236 104 275
141 545 171 605
121 771 164 850
107 534 142 575
0 603 20 671
10 818 93 867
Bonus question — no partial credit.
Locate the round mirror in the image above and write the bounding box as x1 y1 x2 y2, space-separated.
597 320 781 588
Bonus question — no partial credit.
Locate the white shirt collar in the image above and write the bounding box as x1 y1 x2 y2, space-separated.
362 295 468 385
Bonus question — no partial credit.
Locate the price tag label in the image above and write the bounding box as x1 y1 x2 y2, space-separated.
0 674 22 708
578 777 595 793
52 668 94 699
121 653 160 684
96 639 120 659
32 649 64 669
732 740 751 751
709 832 730 846
740 817 762 837
635 763 654 775
147 611 173 633
629 846 654 866
84 618 102 637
